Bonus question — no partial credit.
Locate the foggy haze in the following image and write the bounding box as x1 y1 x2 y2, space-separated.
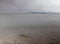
0 0 60 13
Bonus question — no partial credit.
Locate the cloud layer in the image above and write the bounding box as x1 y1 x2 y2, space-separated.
0 0 60 12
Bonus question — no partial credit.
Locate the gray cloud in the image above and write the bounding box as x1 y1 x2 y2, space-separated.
0 0 60 13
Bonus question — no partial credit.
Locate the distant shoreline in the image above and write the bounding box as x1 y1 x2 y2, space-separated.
26 12 60 14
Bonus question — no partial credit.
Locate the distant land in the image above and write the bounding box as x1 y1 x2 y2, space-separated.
26 12 60 14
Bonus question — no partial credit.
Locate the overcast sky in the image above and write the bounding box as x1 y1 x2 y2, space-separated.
0 0 60 13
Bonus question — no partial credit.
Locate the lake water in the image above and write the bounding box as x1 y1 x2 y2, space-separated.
0 14 60 44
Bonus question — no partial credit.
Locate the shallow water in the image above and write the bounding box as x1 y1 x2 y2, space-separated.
0 14 60 44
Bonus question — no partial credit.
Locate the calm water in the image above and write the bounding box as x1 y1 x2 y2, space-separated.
0 14 60 43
